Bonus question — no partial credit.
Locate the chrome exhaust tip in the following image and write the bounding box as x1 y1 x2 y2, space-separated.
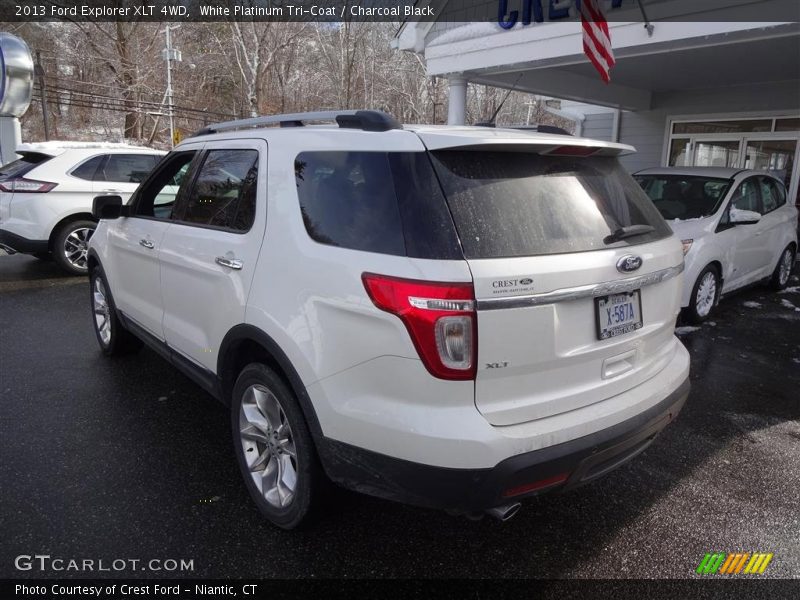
485 502 521 522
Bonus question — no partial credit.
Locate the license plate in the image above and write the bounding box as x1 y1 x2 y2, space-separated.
596 291 643 340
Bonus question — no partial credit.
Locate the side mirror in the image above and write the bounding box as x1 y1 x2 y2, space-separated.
729 207 761 225
92 195 125 220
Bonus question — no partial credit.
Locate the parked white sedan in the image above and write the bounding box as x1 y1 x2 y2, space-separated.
635 167 797 322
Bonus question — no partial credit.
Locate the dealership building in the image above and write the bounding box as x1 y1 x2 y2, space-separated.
395 0 800 202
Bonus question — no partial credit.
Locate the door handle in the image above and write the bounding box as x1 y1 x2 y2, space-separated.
215 256 243 270
139 239 155 249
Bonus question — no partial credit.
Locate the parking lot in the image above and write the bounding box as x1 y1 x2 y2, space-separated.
1 252 798 579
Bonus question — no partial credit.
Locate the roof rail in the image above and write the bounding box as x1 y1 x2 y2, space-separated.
193 110 402 137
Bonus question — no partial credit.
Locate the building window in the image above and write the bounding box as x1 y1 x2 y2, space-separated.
672 119 772 134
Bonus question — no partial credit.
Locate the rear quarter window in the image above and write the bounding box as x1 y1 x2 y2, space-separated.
294 151 461 259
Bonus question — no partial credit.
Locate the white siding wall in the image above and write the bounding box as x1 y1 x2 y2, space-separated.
581 113 613 142
617 110 668 173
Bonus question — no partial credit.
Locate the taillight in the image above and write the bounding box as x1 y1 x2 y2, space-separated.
362 273 477 381
0 178 57 193
543 145 600 157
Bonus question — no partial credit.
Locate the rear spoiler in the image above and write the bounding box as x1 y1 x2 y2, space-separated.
414 131 635 156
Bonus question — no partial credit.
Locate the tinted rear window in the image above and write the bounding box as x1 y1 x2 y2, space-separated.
294 151 461 259
0 153 52 180
430 152 672 259
634 174 732 220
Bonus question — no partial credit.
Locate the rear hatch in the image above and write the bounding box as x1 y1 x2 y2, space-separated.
420 133 684 426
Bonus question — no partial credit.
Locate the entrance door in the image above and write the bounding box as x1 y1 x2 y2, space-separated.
742 138 799 206
692 140 740 168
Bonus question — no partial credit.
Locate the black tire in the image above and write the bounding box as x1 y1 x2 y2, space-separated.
231 363 322 529
769 245 795 291
32 252 52 261
686 265 720 324
89 266 142 356
53 219 96 275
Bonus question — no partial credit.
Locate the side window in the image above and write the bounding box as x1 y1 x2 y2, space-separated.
759 177 786 213
133 151 197 220
731 178 761 213
177 149 258 232
294 151 405 255
101 154 159 183
70 155 105 181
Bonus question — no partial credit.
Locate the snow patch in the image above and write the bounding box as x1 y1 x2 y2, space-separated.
779 286 799 294
742 301 762 308
675 326 700 335
780 299 800 312
429 22 504 47
18 140 157 155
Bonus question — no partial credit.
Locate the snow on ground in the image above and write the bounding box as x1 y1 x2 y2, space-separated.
742 301 762 308
675 326 701 335
779 286 799 294
780 299 800 312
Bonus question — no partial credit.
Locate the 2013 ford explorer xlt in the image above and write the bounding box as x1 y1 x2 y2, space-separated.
87 110 690 528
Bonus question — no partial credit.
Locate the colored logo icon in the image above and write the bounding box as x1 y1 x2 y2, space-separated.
696 552 773 575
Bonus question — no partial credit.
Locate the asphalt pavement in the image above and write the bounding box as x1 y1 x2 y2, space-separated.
1 253 798 579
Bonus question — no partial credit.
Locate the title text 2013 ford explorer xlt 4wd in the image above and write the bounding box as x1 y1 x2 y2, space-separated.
87 111 690 528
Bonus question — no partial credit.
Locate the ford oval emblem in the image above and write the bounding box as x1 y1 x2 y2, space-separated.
519 278 533 285
617 255 642 273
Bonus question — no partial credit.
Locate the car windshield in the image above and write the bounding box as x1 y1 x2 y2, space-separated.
634 174 732 220
429 151 671 258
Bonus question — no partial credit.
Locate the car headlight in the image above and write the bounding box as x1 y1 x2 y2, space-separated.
681 239 693 255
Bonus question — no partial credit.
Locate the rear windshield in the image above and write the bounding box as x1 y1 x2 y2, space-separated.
634 174 732 220
430 152 672 259
0 152 52 180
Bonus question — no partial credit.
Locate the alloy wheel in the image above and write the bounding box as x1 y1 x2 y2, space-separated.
92 277 112 346
695 271 716 317
778 249 793 286
63 227 94 270
238 384 298 509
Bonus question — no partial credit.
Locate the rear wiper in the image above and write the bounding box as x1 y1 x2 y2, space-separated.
604 224 655 244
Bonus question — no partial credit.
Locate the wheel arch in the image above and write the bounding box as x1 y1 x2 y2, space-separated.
86 248 101 273
218 324 324 441
48 212 97 251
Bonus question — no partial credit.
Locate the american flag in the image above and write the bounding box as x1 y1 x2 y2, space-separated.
580 0 616 83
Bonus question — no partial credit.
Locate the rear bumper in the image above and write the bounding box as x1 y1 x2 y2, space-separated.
318 376 689 512
0 229 48 254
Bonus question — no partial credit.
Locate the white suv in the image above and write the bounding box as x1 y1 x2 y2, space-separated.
87 111 690 528
0 142 164 274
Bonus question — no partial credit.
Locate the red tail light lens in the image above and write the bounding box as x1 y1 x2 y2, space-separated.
502 473 569 498
544 145 600 157
362 273 477 381
0 178 58 193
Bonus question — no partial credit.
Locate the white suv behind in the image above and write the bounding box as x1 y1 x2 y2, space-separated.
0 142 164 274
87 111 691 528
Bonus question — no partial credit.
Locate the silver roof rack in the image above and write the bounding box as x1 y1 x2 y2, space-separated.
193 110 402 137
